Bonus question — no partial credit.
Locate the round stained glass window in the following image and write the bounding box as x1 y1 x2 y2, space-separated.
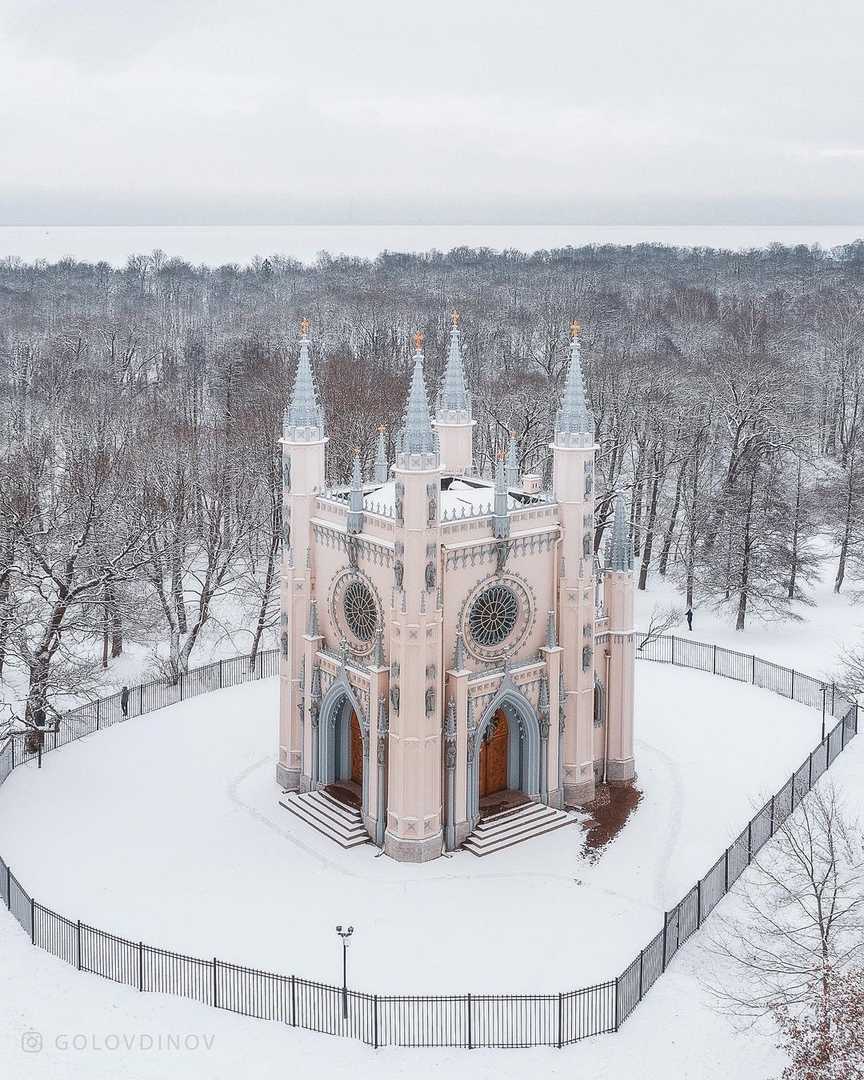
468 584 519 648
343 580 377 642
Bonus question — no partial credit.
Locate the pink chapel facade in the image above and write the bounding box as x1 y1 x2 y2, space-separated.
277 317 636 862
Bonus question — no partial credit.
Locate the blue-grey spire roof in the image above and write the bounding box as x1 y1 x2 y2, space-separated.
492 453 510 539
398 337 439 461
374 427 389 483
554 325 593 446
284 326 325 440
437 317 471 421
607 493 633 572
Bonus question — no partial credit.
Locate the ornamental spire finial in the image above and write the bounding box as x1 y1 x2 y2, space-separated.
555 319 593 443
437 312 471 421
451 309 460 327
300 316 310 337
414 330 424 352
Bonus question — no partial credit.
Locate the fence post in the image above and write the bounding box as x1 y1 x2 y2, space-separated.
751 655 756 684
30 897 35 944
638 949 644 999
791 670 795 699
96 699 100 731
712 643 717 675
697 880 702 927
180 674 184 701
557 991 563 1048
671 636 675 665
614 976 620 1031
138 942 144 991
373 994 379 1049
76 919 82 970
661 911 668 971
747 820 752 864
770 794 775 836
212 958 218 1008
291 974 297 1026
808 751 813 790
11 736 15 769
724 846 729 893
219 659 223 690
467 992 473 1050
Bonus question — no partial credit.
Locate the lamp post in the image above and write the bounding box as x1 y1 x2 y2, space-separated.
336 924 354 1020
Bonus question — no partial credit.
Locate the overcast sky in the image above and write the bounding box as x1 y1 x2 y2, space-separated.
1 0 863 226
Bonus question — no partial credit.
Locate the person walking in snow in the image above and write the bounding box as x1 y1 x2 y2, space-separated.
121 685 129 718
685 607 693 632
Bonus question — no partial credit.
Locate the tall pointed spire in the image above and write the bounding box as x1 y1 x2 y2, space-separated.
437 311 471 421
506 432 519 487
374 426 389 483
554 320 593 447
347 448 365 533
397 332 439 467
284 318 325 441
607 493 633 572
492 451 510 539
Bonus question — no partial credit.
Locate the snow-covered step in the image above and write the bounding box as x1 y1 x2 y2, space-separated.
463 802 576 856
280 791 370 849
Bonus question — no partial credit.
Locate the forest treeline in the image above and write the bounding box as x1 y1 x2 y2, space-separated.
2 240 864 728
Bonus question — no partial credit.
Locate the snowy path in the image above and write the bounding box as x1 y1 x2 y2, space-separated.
0 662 823 996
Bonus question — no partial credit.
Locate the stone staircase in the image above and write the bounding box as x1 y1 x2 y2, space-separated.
462 801 576 857
280 790 371 850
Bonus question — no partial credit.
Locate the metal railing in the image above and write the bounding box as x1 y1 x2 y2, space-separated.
0 635 858 1047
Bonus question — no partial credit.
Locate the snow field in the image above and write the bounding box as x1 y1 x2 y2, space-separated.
0 661 825 997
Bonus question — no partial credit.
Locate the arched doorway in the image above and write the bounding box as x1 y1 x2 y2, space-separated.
318 684 367 812
469 692 541 825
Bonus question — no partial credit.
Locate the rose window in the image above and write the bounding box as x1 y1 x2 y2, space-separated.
468 584 519 648
343 580 377 642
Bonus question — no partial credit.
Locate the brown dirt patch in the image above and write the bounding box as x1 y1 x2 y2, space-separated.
580 783 643 861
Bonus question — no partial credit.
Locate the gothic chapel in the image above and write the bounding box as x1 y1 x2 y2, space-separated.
278 316 636 861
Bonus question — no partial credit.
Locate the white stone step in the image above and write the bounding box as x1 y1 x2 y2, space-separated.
476 801 549 831
463 803 576 856
280 792 370 849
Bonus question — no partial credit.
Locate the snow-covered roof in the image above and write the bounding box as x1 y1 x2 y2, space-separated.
362 477 523 516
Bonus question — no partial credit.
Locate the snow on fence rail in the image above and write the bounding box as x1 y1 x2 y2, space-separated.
0 635 858 1048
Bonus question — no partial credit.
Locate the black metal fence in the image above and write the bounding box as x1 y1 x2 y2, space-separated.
0 635 858 1048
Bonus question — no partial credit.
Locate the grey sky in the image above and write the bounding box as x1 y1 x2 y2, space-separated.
2 0 863 225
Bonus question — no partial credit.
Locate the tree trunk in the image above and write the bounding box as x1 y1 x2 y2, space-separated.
787 457 802 600
736 476 756 630
638 463 662 591
658 457 687 576
835 447 855 594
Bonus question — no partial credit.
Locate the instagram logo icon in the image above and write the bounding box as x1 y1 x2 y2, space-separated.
21 1030 43 1053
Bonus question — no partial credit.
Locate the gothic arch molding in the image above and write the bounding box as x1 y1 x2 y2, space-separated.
467 680 541 828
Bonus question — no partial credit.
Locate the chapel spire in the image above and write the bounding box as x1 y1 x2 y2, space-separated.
554 320 593 447
397 332 439 466
607 493 633 572
374 426 389 483
347 448 364 534
437 311 471 421
284 318 325 441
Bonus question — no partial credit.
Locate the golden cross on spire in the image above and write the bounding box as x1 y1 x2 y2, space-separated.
451 310 460 327
570 319 582 339
300 317 310 337
414 330 424 352
378 424 386 434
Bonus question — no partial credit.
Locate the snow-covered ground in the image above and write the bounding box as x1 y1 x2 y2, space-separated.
1 548 862 1077
0 663 825 996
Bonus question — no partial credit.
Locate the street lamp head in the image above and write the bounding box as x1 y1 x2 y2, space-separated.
336 924 342 933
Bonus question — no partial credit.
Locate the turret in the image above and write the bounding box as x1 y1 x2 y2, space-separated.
602 492 636 786
374 427 389 484
347 449 364 534
386 332 444 861
552 321 597 807
433 311 475 475
278 318 328 793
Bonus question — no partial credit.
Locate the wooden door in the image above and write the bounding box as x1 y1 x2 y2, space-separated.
350 711 363 786
479 711 508 797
